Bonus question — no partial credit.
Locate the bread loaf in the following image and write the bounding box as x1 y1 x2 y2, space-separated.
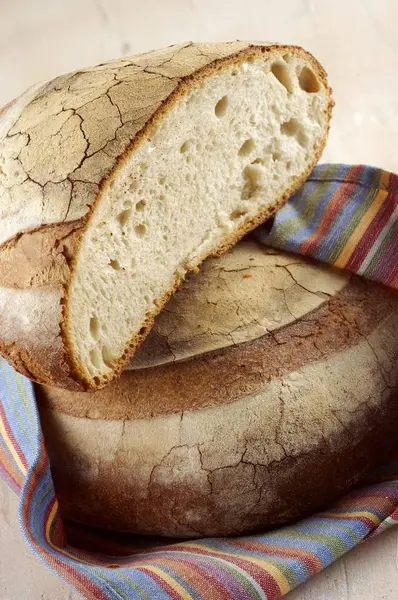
37 241 398 538
0 42 332 391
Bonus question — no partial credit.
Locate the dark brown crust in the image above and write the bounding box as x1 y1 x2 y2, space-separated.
39 390 398 537
37 276 398 537
37 278 398 420
61 43 334 391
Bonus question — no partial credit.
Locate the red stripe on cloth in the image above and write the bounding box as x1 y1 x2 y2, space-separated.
21 457 110 600
346 183 394 272
385 242 398 287
0 445 24 490
389 262 398 287
319 493 398 515
299 165 361 255
227 539 323 576
137 566 185 599
159 545 282 599
147 556 233 600
0 401 29 473
20 442 49 523
43 495 66 548
384 171 398 193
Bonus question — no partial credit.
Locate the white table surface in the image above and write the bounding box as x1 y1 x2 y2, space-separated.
0 1 397 598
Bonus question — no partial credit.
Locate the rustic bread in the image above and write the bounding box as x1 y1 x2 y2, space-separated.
37 241 398 538
0 42 332 391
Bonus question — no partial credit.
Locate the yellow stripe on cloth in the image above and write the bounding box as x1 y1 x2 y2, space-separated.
318 511 381 525
45 499 59 542
0 414 27 476
43 499 102 566
334 187 388 268
183 542 291 595
140 565 193 599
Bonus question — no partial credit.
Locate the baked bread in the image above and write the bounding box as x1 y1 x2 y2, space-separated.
37 241 398 537
0 42 332 391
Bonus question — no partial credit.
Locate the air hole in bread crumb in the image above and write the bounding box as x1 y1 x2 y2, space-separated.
231 70 238 76
281 118 300 136
90 316 100 341
272 151 281 161
215 95 229 117
90 349 102 370
231 208 248 219
241 165 262 200
129 180 138 191
135 223 147 237
109 259 122 271
158 176 165 185
238 138 256 157
93 376 101 386
102 345 113 366
299 66 320 93
117 208 132 226
297 129 309 148
135 200 146 211
282 53 291 63
271 63 293 93
180 141 189 153
251 157 264 165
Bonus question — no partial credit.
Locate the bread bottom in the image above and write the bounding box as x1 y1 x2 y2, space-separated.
38 278 398 537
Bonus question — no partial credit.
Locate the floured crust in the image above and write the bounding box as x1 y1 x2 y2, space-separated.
38 277 398 420
129 242 349 369
0 42 333 390
37 277 398 537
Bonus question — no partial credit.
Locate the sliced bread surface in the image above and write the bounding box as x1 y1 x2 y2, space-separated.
0 42 333 390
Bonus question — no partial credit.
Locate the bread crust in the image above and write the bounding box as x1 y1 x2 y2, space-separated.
37 273 398 537
0 42 333 390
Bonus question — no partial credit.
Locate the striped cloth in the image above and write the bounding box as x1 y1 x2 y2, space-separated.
255 164 398 288
0 163 397 599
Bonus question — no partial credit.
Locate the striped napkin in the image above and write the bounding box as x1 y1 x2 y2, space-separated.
0 164 397 600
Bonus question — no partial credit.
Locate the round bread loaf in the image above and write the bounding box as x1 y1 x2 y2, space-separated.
37 240 398 538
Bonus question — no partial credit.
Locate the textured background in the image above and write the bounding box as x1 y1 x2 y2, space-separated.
1 0 398 598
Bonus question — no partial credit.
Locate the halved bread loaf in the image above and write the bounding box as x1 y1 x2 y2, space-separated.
0 42 332 390
37 241 398 537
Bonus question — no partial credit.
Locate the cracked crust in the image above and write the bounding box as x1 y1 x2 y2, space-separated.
0 41 333 390
37 270 398 537
128 241 350 370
